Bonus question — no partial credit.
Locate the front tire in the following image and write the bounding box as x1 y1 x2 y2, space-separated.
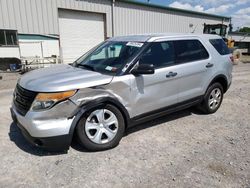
76 104 125 151
199 82 224 114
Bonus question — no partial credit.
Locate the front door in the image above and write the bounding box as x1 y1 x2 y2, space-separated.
130 41 179 117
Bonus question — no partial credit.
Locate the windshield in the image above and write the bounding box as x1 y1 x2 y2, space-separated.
74 41 145 75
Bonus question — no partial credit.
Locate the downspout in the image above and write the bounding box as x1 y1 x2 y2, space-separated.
111 0 115 37
17 33 22 59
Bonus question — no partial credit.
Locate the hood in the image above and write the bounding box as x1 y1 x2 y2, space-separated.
18 64 113 92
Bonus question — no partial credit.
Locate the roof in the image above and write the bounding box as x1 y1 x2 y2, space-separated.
109 34 154 42
119 0 231 20
109 33 222 42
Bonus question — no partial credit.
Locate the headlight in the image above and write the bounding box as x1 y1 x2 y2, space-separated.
31 90 76 111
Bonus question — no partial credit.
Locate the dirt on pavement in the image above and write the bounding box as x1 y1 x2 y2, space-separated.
0 64 249 188
0 72 21 90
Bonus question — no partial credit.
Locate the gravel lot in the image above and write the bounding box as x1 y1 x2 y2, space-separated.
0 64 249 188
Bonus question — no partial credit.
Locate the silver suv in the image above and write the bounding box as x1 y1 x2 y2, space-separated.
11 34 233 151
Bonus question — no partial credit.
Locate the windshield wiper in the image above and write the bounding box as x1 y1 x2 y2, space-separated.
76 64 95 71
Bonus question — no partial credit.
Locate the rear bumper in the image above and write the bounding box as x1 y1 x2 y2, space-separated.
10 108 71 151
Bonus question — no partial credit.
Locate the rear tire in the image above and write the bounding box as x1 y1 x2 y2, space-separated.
76 104 125 151
199 82 224 114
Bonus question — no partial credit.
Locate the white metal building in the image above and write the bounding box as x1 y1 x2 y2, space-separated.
0 0 231 64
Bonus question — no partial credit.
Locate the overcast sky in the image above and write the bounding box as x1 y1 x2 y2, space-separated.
136 0 250 30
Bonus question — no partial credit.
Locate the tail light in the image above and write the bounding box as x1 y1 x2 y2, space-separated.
230 56 234 64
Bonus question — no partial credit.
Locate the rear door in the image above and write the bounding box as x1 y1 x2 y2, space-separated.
209 38 233 85
130 41 179 117
171 38 213 102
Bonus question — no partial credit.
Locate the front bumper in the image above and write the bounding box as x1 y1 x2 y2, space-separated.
10 102 76 151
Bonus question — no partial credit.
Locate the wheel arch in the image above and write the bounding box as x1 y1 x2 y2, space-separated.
68 97 130 143
208 74 228 93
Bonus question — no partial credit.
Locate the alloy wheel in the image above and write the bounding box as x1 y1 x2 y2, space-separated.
208 88 222 110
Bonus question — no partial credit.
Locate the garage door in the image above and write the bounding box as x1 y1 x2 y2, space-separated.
59 10 105 64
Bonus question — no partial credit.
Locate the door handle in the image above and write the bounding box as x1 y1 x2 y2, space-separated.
206 63 214 68
166 72 178 78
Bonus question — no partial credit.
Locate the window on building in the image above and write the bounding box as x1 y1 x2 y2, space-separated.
209 39 230 55
0 30 18 46
0 30 5 45
174 40 209 63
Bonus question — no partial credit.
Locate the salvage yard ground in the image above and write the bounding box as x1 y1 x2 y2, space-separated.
0 63 249 187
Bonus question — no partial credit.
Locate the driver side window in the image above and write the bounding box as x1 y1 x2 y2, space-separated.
140 41 175 68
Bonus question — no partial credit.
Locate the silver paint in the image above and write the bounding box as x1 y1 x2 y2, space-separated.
18 64 113 92
12 101 76 137
12 34 233 139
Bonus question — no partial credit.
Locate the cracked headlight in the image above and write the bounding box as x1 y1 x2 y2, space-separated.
31 90 76 111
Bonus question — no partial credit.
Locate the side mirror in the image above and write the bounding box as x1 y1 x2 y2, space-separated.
131 64 155 75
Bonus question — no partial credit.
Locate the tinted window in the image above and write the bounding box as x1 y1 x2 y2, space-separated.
174 40 209 63
210 39 230 55
140 41 175 68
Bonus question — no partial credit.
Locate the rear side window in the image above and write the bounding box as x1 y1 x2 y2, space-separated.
209 39 230 55
174 40 209 63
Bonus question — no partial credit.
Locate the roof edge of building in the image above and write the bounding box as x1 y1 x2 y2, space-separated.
18 34 59 40
119 0 231 20
229 31 250 36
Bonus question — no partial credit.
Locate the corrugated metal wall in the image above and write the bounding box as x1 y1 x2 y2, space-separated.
0 0 112 36
0 0 229 37
114 1 229 36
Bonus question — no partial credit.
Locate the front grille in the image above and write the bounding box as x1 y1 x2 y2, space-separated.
13 84 37 116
